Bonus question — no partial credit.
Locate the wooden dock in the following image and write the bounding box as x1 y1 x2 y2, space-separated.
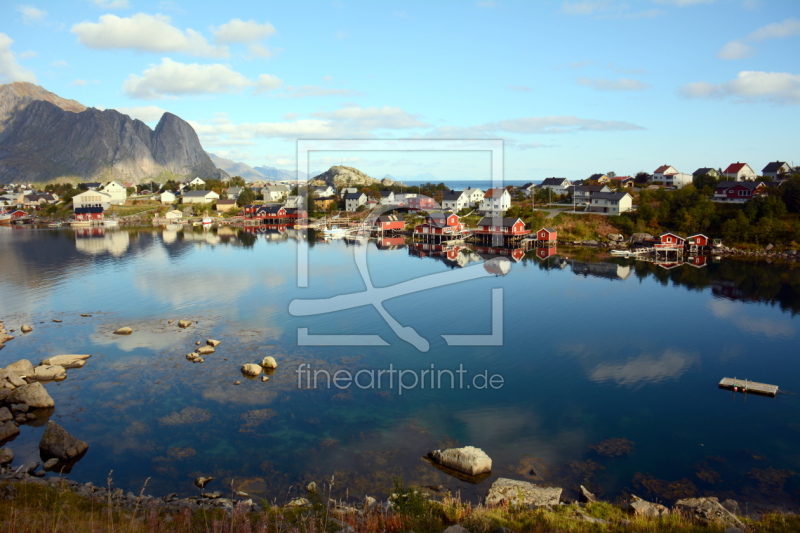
719 377 778 397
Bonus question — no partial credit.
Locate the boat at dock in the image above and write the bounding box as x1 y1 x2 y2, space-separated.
322 225 347 238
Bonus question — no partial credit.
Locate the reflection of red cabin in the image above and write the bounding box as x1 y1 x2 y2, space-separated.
687 234 708 246
446 246 462 261
655 232 685 248
473 245 525 262
688 256 707 268
475 217 529 235
537 246 557 259
537 227 557 242
377 236 405 249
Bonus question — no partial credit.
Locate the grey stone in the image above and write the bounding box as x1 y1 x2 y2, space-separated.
0 447 13 465
624 495 669 517
196 345 215 355
0 408 11 423
443 526 469 533
39 421 89 460
8 382 54 408
40 354 90 369
721 499 742 516
32 365 67 382
428 446 492 476
579 484 597 503
43 458 59 470
10 404 28 414
484 478 561 508
674 497 746 530
5 360 34 377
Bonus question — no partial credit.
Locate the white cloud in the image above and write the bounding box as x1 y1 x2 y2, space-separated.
17 5 46 24
280 85 362 98
114 105 168 122
212 18 276 44
71 13 228 58
681 71 800 104
313 106 429 130
508 85 532 91
589 349 697 387
254 73 283 94
477 115 645 133
91 0 130 8
51 59 69 68
0 33 37 83
577 77 651 91
123 57 252 99
748 18 800 40
248 43 275 58
20 50 37 59
717 40 753 60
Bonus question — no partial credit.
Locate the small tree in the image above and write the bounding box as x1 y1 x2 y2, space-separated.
237 187 256 207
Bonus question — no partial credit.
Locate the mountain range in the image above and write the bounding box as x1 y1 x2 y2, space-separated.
0 82 227 185
208 153 307 182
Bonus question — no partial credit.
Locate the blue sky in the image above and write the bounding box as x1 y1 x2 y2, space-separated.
0 0 798 181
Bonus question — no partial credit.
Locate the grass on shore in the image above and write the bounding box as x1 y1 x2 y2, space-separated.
3 479 800 533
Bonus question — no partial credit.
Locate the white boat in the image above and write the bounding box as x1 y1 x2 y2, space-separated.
610 249 643 257
322 225 347 238
103 219 119 227
47 222 62 228
202 217 213 226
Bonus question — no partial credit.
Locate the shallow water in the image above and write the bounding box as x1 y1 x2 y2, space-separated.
1 225 799 506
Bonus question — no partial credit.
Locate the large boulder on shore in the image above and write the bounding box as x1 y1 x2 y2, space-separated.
40 354 91 369
32 365 67 382
0 421 20 442
0 447 13 465
8 382 54 408
39 420 89 461
624 495 669 517
5 359 34 377
674 497 746 530
485 478 561 507
428 446 492 476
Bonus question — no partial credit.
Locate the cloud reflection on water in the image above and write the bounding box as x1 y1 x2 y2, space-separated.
707 299 795 339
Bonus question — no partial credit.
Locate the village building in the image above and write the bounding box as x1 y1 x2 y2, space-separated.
182 190 220 204
712 181 766 203
537 227 557 242
441 190 468 212
586 192 632 215
570 185 611 204
216 199 237 213
723 162 757 181
72 190 112 210
587 174 610 185
540 177 572 194
379 190 396 204
762 161 792 180
462 187 485 207
101 181 127 205
692 167 719 179
480 188 511 214
345 192 367 211
262 185 290 202
160 191 176 205
313 185 336 198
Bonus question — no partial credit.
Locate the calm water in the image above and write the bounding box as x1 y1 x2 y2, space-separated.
1 225 799 507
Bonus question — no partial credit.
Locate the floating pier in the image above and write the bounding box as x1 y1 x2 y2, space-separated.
719 378 778 397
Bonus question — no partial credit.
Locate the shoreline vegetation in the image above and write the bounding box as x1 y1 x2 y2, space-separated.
1 475 798 533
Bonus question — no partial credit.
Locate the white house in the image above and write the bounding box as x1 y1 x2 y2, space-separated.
101 181 127 205
72 190 112 210
313 185 336 198
442 190 468 212
480 188 511 214
164 209 183 220
762 161 792 180
394 193 417 206
187 177 206 188
340 187 358 196
571 185 611 204
285 195 305 209
181 190 220 204
586 192 632 215
345 192 367 211
653 165 678 184
262 185 290 202
539 177 571 195
462 187 484 207
723 162 757 181
666 173 693 189
160 191 176 205
379 190 396 204
518 183 538 197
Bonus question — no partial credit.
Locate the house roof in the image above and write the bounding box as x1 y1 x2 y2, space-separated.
484 188 507 198
217 199 236 205
84 182 102 188
442 190 465 201
520 182 536 190
376 214 403 222
592 192 631 201
74 207 103 214
659 232 685 240
588 173 607 181
762 161 789 173
257 205 285 214
344 192 365 200
541 177 568 186
724 162 749 174
688 233 708 240
611 175 633 181
654 165 674 174
539 227 556 233
693 167 716 176
183 190 217 197
477 216 524 227
575 185 609 193
716 181 763 191
379 190 394 197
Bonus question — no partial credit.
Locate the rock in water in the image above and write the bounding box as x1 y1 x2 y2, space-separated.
428 446 492 476
32 365 67 382
21 324 33 333
194 476 213 489
196 346 215 355
178 320 192 328
114 327 133 335
6 359 34 376
40 354 91 369
0 421 20 442
580 485 598 503
0 446 13 465
261 356 278 369
241 364 262 377
8 382 55 408
207 339 221 347
39 420 89 461
484 478 562 507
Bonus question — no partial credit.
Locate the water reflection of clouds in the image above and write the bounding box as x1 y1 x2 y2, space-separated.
707 299 795 339
588 348 697 387
90 330 185 353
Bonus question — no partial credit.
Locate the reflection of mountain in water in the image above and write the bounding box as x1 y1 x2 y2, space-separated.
571 261 632 280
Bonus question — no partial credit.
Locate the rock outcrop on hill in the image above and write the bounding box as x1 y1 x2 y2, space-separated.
0 82 227 185
311 165 380 189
